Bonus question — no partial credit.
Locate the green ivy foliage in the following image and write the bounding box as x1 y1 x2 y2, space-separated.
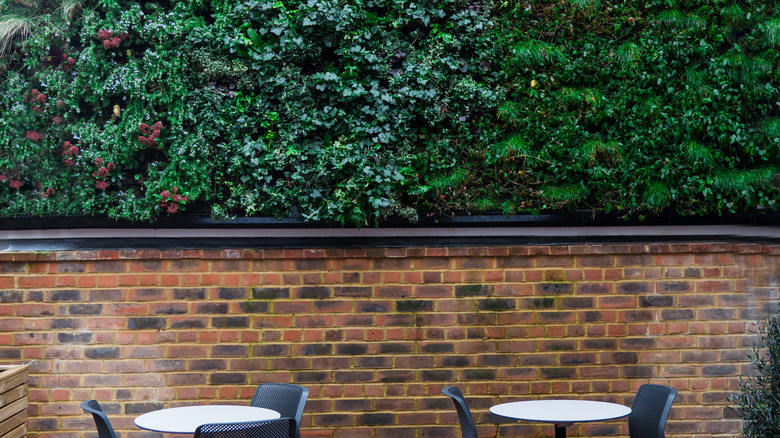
211 0 502 224
0 0 777 224
450 0 780 218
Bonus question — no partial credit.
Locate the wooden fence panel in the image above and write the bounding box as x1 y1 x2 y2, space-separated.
0 366 28 438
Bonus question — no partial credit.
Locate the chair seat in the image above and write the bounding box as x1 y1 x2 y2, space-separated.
81 400 118 438
628 384 678 438
250 383 309 438
194 418 296 438
442 386 478 438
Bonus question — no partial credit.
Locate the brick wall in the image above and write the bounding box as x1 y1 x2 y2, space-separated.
1 242 778 438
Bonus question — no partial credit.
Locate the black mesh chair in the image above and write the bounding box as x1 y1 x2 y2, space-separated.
628 384 678 438
441 386 478 438
249 383 308 438
194 418 296 438
81 400 118 438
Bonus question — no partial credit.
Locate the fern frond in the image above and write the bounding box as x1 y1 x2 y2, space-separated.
684 69 711 99
504 135 529 157
582 139 622 165
682 141 715 170
60 0 80 21
471 197 496 212
485 135 530 165
721 53 771 87
758 119 780 141
500 200 516 215
513 40 566 66
712 168 774 193
540 184 587 207
763 19 780 48
722 3 745 26
429 168 467 191
643 182 671 212
654 10 706 30
614 42 641 71
743 57 772 81
0 15 31 57
497 101 521 126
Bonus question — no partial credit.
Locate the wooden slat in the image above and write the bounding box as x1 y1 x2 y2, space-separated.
0 410 25 437
0 368 27 396
0 366 27 438
0 386 26 409
0 398 25 424
1 423 25 438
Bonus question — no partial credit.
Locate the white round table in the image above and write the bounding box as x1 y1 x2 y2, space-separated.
134 405 281 434
490 400 631 438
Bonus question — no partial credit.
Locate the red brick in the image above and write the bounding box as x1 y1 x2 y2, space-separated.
694 280 732 292
3 243 773 438
179 273 201 286
18 276 56 288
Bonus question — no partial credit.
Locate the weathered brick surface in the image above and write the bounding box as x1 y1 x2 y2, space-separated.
1 243 777 437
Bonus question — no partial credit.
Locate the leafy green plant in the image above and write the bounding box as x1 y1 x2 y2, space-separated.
733 314 780 438
0 0 777 225
440 0 780 218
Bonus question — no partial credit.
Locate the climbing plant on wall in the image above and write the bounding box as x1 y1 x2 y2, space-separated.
427 0 780 218
0 0 777 225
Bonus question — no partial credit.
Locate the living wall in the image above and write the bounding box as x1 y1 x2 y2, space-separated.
0 0 778 225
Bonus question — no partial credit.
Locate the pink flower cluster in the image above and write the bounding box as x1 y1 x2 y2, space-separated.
61 53 76 69
28 89 47 113
62 141 79 166
97 30 129 49
1 174 23 189
91 157 116 191
138 121 164 147
158 187 189 214
25 130 43 142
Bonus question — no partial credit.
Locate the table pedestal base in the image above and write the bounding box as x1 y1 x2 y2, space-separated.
554 422 572 438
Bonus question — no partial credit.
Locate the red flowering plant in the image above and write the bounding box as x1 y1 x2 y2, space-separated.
155 187 189 214
61 141 79 167
97 29 128 50
138 121 164 148
25 130 44 142
1 173 24 190
91 157 117 191
60 53 76 70
27 89 47 113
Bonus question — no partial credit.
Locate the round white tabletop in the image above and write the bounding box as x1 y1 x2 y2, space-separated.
490 400 631 438
134 405 281 434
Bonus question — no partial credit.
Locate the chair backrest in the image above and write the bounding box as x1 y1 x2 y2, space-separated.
441 386 478 438
80 400 118 438
194 418 296 438
628 384 678 438
249 383 308 438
